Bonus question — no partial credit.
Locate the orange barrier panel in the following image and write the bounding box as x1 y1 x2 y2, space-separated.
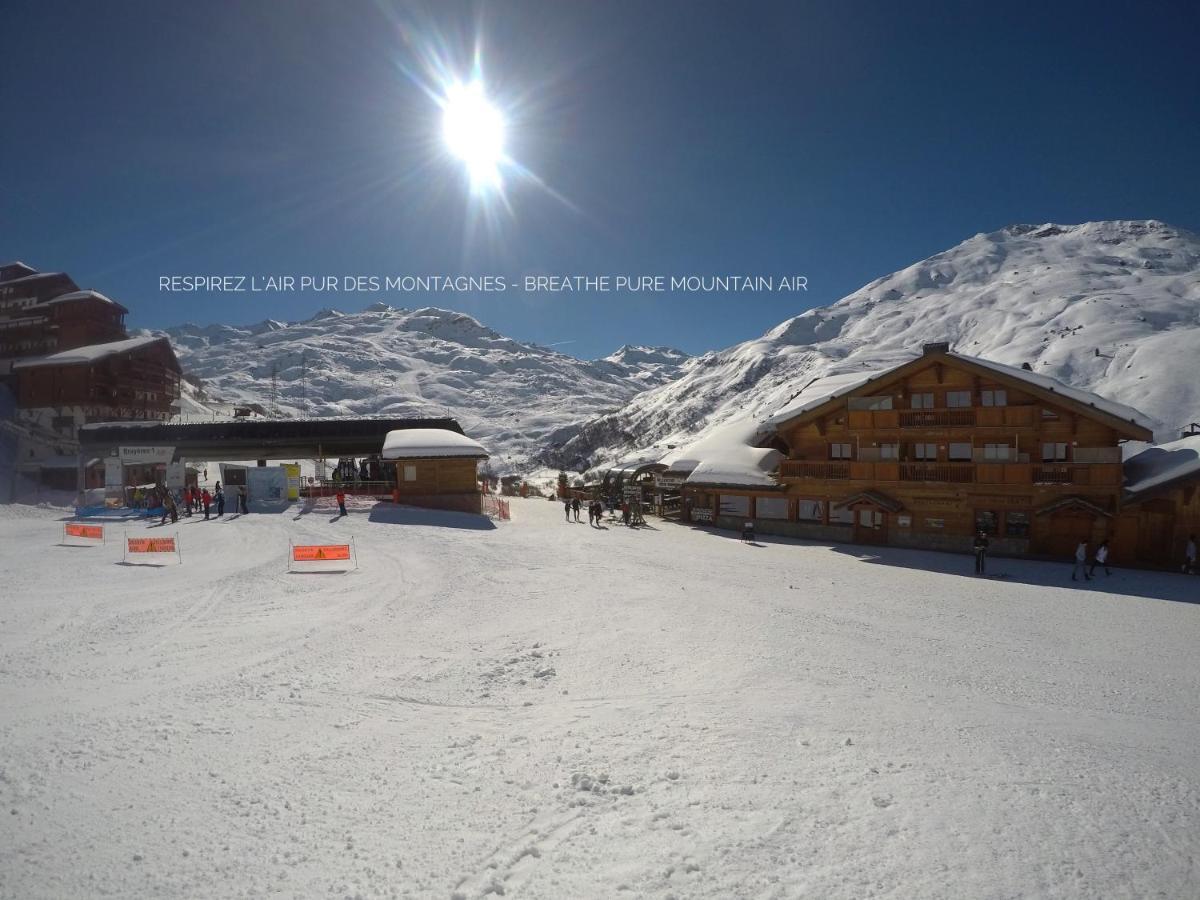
292 544 351 561
64 523 104 542
128 537 177 553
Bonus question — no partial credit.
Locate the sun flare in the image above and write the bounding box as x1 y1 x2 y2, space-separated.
441 79 506 190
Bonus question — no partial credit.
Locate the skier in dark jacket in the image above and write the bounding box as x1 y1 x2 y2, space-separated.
973 530 989 575
571 497 581 522
160 487 178 525
214 482 225 517
563 497 571 521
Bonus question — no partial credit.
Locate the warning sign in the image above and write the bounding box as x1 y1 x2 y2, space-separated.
128 537 177 553
292 544 351 561
63 523 104 545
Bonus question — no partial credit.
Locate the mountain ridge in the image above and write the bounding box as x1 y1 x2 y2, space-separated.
539 219 1200 473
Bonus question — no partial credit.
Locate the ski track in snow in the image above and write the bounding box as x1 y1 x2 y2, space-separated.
1 499 1198 898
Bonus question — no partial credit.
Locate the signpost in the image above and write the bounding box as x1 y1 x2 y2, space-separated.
119 446 175 465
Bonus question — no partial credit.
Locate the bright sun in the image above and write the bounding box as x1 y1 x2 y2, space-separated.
441 80 505 189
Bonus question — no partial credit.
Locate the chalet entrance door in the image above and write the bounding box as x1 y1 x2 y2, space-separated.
854 507 888 545
1041 511 1096 560
1136 510 1175 566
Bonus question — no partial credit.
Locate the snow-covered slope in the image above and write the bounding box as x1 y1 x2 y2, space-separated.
546 220 1200 472
153 306 688 470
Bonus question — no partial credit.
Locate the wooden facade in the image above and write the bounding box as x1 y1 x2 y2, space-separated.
390 456 484 514
683 345 1155 562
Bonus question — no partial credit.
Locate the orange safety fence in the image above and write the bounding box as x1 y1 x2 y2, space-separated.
65 523 104 541
292 544 351 561
128 537 177 553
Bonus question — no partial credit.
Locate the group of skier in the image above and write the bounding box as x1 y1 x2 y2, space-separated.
143 480 249 524
562 495 635 527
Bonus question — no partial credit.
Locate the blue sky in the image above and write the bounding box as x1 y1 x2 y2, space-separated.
2 0 1198 359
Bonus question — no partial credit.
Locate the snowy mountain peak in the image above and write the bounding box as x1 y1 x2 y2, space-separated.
601 345 691 367
157 303 689 471
543 219 1200 472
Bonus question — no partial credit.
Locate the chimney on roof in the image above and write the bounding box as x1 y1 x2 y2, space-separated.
922 342 951 356
1021 362 1033 371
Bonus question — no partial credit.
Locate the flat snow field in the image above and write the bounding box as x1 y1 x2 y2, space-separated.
1 499 1198 900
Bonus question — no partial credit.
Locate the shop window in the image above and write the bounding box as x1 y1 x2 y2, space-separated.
797 499 824 521
829 506 855 524
910 393 934 409
981 389 1007 407
946 390 972 408
949 442 972 461
755 496 788 519
858 509 883 528
1005 511 1031 537
719 495 750 517
829 442 853 460
975 510 998 534
1041 442 1068 462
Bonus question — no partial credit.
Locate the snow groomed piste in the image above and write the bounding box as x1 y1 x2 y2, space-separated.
4 496 1199 898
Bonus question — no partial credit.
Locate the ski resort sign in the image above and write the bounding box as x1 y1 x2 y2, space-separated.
120 446 175 465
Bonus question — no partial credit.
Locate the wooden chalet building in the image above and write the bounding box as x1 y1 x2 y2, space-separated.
1113 435 1200 570
380 428 490 514
683 343 1155 560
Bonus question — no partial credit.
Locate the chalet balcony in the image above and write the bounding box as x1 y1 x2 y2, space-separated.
778 460 851 479
846 405 1040 430
778 459 1123 486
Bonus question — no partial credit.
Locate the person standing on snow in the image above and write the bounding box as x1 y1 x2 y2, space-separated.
160 486 178 525
1185 534 1197 575
201 487 212 520
238 484 249 514
973 530 989 575
571 496 581 522
1089 540 1112 577
1072 538 1091 581
336 489 347 517
214 482 225 517
563 497 571 522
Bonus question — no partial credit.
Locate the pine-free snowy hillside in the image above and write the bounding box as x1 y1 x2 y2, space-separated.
545 220 1200 472
155 306 688 470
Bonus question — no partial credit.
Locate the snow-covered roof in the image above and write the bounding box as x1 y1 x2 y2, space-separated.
658 420 783 487
1123 435 1200 496
953 352 1154 432
12 335 169 369
381 428 489 459
762 351 1153 435
764 370 885 427
43 290 126 310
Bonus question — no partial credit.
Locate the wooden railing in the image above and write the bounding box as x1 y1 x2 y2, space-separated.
899 463 974 483
898 409 976 428
778 460 1123 486
778 460 850 479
